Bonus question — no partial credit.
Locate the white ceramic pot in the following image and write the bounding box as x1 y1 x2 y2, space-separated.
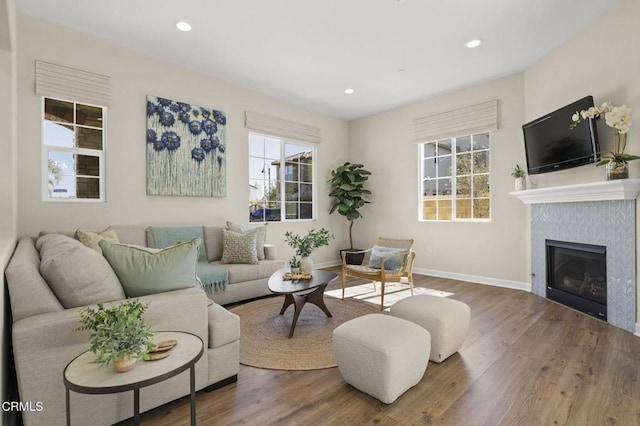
300 257 313 273
515 177 526 191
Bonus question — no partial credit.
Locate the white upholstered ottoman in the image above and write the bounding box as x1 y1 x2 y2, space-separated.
391 295 470 363
332 313 430 404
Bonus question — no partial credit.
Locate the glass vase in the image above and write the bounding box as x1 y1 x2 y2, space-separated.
605 161 629 180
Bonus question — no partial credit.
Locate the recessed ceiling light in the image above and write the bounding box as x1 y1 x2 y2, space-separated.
176 21 192 32
344 88 355 94
466 39 482 48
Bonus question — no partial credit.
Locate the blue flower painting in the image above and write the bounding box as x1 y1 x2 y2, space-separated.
146 95 227 197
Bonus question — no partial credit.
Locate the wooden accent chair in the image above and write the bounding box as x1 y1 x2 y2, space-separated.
341 237 415 310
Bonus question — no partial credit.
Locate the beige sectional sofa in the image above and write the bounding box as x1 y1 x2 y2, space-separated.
5 224 284 426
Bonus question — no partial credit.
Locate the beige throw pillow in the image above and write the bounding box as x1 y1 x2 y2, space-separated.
226 221 266 260
36 234 125 308
221 228 259 264
75 226 120 254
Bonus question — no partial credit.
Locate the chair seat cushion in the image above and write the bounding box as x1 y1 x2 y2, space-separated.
346 264 402 275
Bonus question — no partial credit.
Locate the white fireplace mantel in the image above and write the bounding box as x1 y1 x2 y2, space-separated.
510 179 640 204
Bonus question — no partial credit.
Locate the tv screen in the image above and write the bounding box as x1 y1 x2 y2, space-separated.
522 96 600 175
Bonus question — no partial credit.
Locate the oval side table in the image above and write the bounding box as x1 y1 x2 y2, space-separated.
63 331 203 426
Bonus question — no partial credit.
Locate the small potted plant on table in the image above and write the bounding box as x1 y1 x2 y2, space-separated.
290 255 301 273
76 299 156 373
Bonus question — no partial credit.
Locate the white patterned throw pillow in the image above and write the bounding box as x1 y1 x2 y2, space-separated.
221 228 259 264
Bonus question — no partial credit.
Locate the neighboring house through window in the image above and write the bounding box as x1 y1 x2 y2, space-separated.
248 132 315 222
43 98 106 201
420 132 491 221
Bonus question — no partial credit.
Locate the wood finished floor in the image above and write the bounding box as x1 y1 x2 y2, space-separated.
140 268 640 425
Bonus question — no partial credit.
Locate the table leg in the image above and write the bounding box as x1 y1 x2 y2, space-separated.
288 294 308 338
66 388 70 426
306 284 332 317
279 294 294 314
190 365 197 426
134 389 140 425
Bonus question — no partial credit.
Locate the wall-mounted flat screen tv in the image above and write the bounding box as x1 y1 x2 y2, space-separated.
522 96 600 175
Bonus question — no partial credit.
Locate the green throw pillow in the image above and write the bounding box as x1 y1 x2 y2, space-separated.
99 238 200 298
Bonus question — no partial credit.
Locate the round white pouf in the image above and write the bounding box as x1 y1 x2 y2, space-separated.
332 313 431 404
391 294 470 363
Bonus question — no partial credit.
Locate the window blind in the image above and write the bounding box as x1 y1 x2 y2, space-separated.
245 111 321 144
35 60 111 106
412 100 498 143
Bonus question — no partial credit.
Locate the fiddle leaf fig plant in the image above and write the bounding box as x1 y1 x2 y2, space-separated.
329 162 372 250
76 299 156 366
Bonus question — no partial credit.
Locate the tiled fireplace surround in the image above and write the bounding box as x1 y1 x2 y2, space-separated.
513 180 640 332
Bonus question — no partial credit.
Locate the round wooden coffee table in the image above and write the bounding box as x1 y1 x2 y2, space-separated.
268 268 339 338
63 331 203 425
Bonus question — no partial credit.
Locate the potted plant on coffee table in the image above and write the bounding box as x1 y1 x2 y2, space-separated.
284 228 333 273
76 299 156 373
329 162 372 264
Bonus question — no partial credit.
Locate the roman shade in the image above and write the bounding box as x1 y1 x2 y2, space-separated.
412 100 498 143
35 60 111 106
245 111 321 144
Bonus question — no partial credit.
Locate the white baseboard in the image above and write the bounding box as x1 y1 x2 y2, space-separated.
318 262 531 292
413 267 532 292
636 323 640 338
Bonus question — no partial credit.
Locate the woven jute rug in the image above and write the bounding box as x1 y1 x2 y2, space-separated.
230 296 379 370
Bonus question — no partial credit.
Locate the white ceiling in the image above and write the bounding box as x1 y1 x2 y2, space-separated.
16 0 617 121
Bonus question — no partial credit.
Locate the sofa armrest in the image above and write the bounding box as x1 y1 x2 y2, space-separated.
264 243 278 260
208 302 240 348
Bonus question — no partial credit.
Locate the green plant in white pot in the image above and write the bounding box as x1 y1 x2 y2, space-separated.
76 299 156 373
511 164 526 191
284 228 333 273
328 162 372 264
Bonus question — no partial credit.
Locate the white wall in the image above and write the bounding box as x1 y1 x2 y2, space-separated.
523 0 640 323
349 73 529 287
1 0 18 417
16 14 351 265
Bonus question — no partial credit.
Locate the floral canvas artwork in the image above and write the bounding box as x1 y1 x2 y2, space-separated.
146 95 226 197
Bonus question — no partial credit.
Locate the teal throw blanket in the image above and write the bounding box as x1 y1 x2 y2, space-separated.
150 226 228 292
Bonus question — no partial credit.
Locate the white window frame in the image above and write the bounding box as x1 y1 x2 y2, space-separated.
418 132 491 222
41 97 107 202
248 132 317 222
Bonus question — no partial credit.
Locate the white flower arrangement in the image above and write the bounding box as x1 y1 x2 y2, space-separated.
571 102 637 165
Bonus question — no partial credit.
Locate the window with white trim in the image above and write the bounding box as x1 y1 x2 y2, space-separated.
43 97 106 201
419 132 490 221
249 132 315 222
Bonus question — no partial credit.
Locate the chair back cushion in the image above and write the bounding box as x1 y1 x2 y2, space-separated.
368 245 407 270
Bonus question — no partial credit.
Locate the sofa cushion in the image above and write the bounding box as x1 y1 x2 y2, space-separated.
99 238 200 298
225 221 266 260
203 226 224 262
213 259 284 284
147 226 207 262
74 226 120 254
221 228 259 264
36 234 125 309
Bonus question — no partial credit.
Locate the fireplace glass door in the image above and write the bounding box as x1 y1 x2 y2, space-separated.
546 239 607 320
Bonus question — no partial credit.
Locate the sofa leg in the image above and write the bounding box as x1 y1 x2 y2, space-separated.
205 374 238 392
